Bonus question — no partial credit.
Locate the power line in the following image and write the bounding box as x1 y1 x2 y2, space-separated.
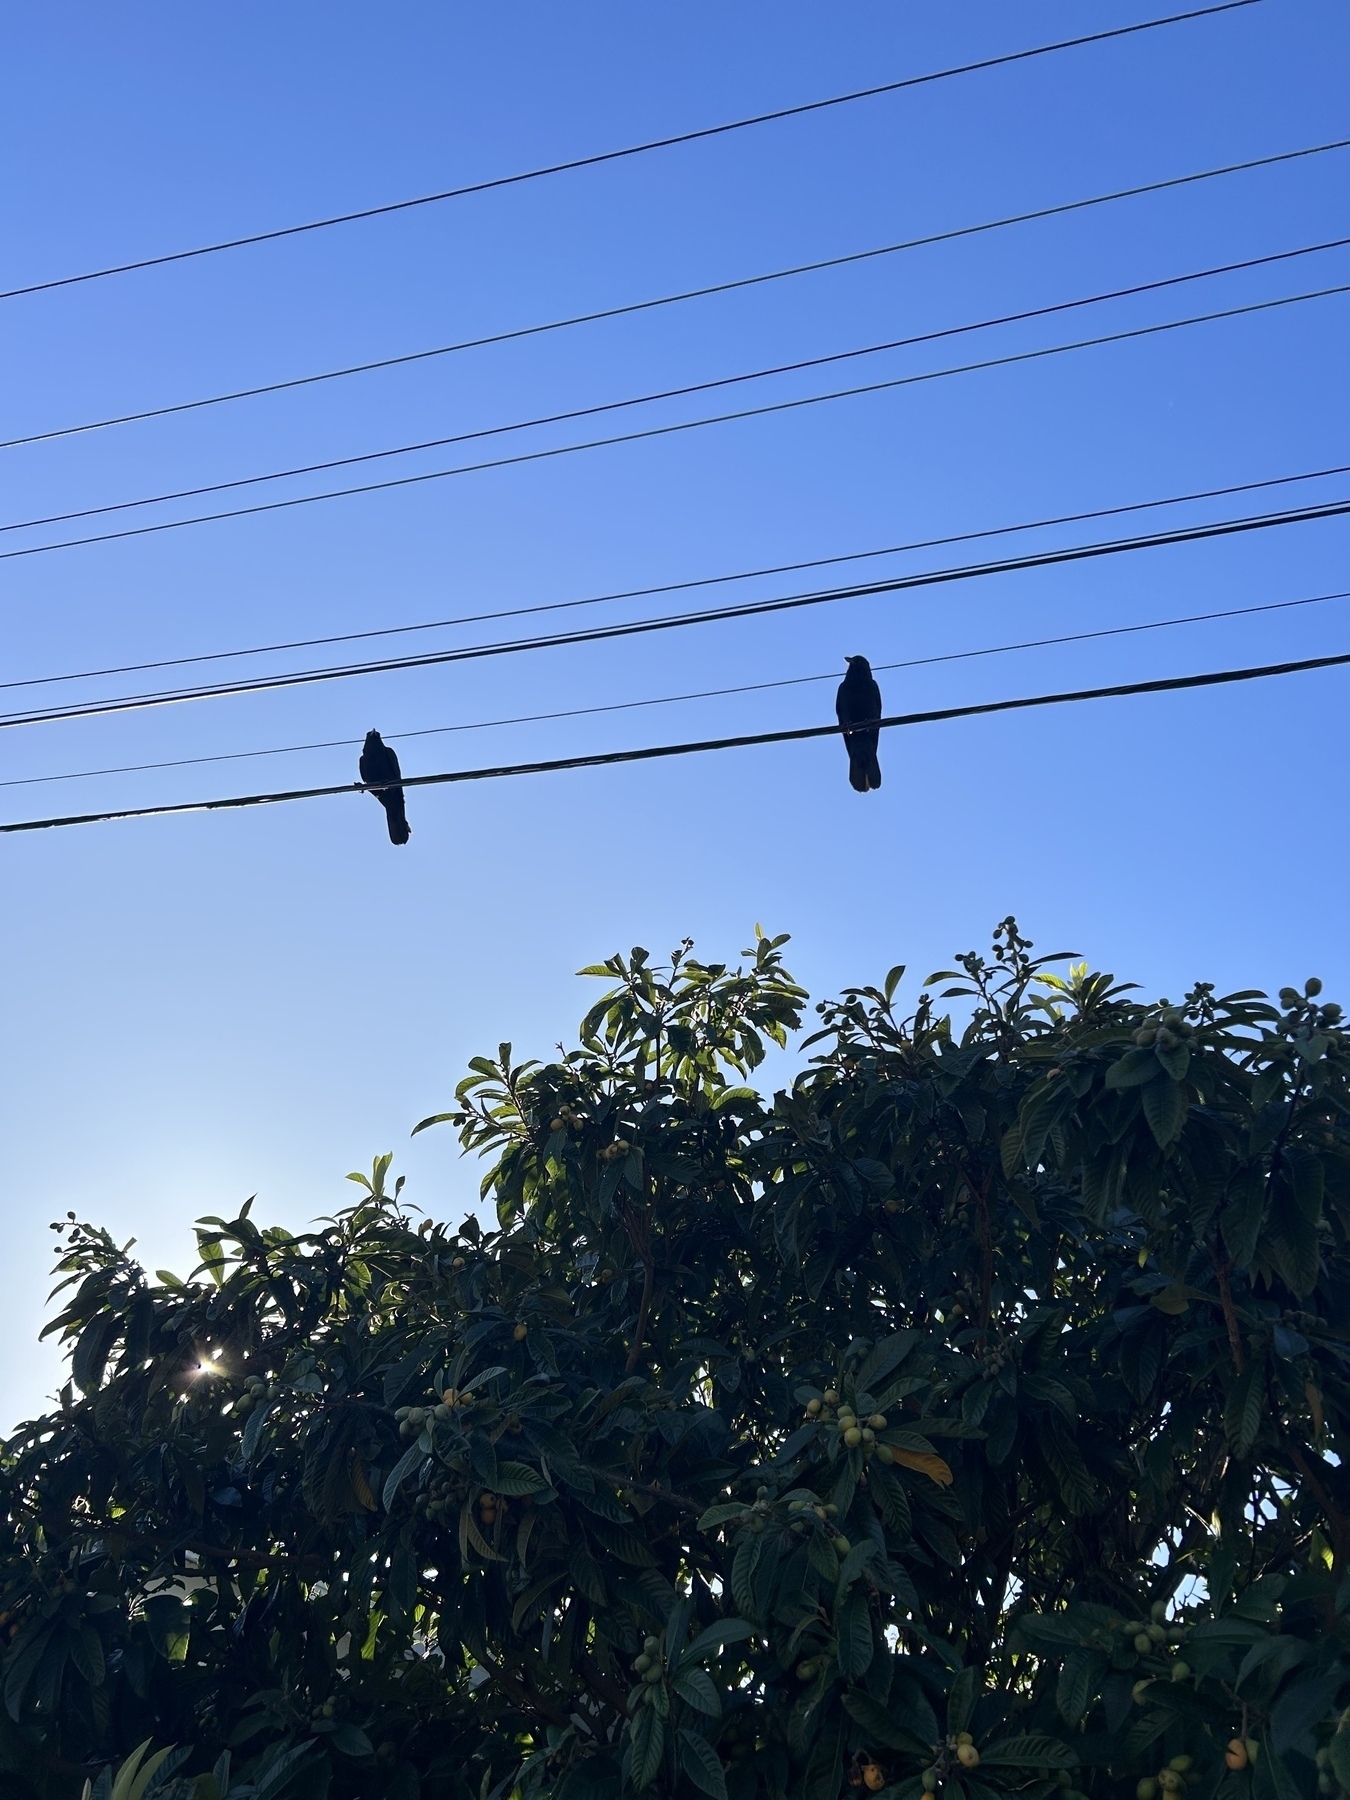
8 585 1346 792
9 461 1348 696
9 238 1345 540
3 497 1346 731
4 644 1342 836
1 3 1259 306
7 134 1342 456
10 280 1347 565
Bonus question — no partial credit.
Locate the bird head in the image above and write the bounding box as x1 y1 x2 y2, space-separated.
363 730 384 750
845 655 872 676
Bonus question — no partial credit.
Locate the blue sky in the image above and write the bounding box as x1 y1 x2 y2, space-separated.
2 1 1347 1427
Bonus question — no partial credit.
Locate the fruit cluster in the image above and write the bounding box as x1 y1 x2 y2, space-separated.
1123 1601 1192 1700
395 1387 476 1439
803 1390 894 1463
233 1373 275 1415
631 1635 664 1701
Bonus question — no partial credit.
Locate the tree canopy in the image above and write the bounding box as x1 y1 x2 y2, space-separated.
4 922 1350 1800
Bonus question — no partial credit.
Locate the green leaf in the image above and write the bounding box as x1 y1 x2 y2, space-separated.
979 1736 1077 1770
1104 1047 1161 1089
381 1441 426 1511
1224 1364 1263 1457
678 1729 728 1800
947 1665 978 1736
681 1618 756 1666
696 1503 749 1531
840 1691 932 1759
836 1589 873 1679
329 1724 374 1758
670 1667 721 1716
492 1459 548 1496
629 1707 664 1791
1141 1075 1186 1149
854 1331 918 1396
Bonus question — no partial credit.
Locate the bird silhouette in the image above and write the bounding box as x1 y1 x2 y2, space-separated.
359 730 411 844
835 656 882 792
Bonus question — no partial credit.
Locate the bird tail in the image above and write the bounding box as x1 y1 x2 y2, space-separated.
866 754 881 791
383 796 411 845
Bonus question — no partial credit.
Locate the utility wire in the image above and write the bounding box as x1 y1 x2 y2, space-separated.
9 461 1349 695
8 238 1345 539
1 3 1259 306
2 497 1345 732
7 586 1346 792
4 644 1342 837
9 280 1346 565
7 134 1342 456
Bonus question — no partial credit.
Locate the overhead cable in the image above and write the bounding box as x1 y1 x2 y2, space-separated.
8 238 1346 540
4 645 1343 837
7 134 1343 455
8 585 1347 792
1 3 1260 306
9 280 1347 565
2 497 1346 731
8 461 1348 695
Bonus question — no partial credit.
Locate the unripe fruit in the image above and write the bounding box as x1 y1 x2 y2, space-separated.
868 1414 887 1430
550 1118 564 1131
921 1771 939 1794
513 1323 528 1341
452 1257 466 1270
1170 1662 1190 1682
1158 1771 1182 1793
833 1536 851 1555
861 1428 876 1445
1137 1781 1158 1800
875 1444 895 1464
1244 1741 1259 1765
1148 1622 1167 1643
634 1654 652 1674
823 1390 840 1406
1308 977 1324 997
1132 1680 1152 1704
957 1745 980 1769
806 1399 822 1416
643 1665 662 1683
1135 1633 1153 1655
1150 1600 1168 1623
1168 1757 1192 1774
796 1660 817 1682
644 1636 660 1654
844 1427 863 1448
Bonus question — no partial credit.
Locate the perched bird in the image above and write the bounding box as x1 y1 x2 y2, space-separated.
835 655 882 793
359 730 411 844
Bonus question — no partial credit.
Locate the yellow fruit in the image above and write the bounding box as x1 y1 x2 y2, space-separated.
863 1764 885 1791
956 1734 974 1747
1137 1781 1158 1800
823 1390 840 1405
956 1745 980 1769
806 1399 822 1416
513 1323 528 1341
1224 1742 1247 1772
452 1257 466 1270
1159 1772 1182 1792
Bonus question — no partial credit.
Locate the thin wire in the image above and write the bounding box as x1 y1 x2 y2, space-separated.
9 279 1347 565
7 586 1346 792
9 238 1345 539
2 497 1346 731
0 3 1260 306
7 134 1342 456
10 460 1350 696
4 644 1342 836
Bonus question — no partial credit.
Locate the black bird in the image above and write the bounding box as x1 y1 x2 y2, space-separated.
836 656 882 793
359 730 411 844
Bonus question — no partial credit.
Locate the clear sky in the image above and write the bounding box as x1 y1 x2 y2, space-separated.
2 1 1347 1428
